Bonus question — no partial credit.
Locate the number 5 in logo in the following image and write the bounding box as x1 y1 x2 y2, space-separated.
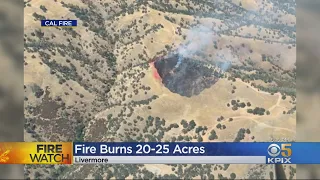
281 144 292 157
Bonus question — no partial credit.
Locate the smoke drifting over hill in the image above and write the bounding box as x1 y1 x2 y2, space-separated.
175 24 232 71
176 25 213 67
151 24 238 97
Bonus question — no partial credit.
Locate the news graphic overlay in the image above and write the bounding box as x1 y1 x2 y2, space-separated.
0 142 320 164
0 142 72 164
41 20 77 27
267 143 292 164
72 142 320 164
72 142 266 164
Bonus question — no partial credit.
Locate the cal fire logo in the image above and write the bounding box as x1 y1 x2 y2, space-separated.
267 144 292 164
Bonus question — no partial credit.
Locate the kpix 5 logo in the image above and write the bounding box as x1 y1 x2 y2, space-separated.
267 144 292 164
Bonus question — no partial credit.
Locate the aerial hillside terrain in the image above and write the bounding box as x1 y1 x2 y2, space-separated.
24 0 296 179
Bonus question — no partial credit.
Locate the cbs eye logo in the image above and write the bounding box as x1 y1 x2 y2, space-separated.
268 144 292 157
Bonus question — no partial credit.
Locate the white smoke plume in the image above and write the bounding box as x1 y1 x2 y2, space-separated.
175 25 213 67
175 24 232 71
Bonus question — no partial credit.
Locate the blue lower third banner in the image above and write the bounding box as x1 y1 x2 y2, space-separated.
72 142 320 164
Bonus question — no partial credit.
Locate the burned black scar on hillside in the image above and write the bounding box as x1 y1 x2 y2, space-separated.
154 54 221 97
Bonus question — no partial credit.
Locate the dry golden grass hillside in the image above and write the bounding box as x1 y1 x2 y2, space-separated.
24 0 296 179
